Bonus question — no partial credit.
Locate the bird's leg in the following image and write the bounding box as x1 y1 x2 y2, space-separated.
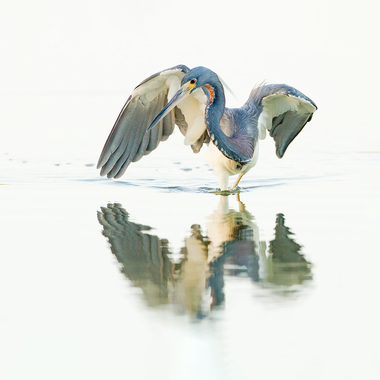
229 173 244 191
215 169 230 192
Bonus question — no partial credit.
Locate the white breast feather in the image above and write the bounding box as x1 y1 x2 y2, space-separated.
177 87 207 146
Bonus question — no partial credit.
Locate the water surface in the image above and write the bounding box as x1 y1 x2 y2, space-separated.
1 124 379 380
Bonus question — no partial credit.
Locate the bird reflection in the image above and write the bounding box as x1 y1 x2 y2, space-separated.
266 214 312 288
97 203 172 307
97 196 312 317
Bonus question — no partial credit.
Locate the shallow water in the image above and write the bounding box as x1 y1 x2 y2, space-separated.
1 89 380 380
1 136 379 380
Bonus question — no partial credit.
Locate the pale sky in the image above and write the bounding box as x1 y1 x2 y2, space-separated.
1 0 379 155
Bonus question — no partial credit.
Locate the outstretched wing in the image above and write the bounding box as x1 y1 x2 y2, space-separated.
97 64 208 179
249 84 317 158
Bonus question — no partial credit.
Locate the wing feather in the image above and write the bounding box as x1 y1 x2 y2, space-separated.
161 107 175 141
132 94 170 162
97 65 190 178
250 84 317 158
132 129 151 163
101 96 159 178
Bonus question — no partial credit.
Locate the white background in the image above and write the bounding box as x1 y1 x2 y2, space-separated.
1 0 379 157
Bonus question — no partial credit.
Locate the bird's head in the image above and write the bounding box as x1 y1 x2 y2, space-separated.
181 67 223 103
181 66 219 91
148 67 223 131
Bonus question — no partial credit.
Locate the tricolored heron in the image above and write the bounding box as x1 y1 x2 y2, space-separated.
97 65 317 190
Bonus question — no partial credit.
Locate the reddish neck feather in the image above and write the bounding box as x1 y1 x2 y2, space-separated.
203 84 215 103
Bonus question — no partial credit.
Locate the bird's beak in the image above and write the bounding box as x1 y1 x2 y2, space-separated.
147 83 193 131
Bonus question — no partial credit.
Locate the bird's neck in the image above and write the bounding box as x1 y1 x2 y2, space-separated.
205 82 253 165
204 81 225 130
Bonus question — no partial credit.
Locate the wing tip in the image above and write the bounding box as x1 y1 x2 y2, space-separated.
99 166 109 177
96 160 104 170
276 147 285 159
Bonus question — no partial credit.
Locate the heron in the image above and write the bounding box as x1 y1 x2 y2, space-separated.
97 65 317 190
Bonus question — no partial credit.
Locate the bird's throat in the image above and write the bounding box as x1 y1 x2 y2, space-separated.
203 84 215 104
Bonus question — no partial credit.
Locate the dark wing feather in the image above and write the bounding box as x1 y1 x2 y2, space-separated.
270 111 314 158
97 65 189 178
247 84 317 158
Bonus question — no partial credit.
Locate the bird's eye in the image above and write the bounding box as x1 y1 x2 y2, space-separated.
190 79 196 85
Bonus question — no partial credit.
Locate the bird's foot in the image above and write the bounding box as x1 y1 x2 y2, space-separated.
215 187 240 196
215 189 232 196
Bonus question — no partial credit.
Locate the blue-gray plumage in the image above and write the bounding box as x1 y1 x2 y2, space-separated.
97 65 317 190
